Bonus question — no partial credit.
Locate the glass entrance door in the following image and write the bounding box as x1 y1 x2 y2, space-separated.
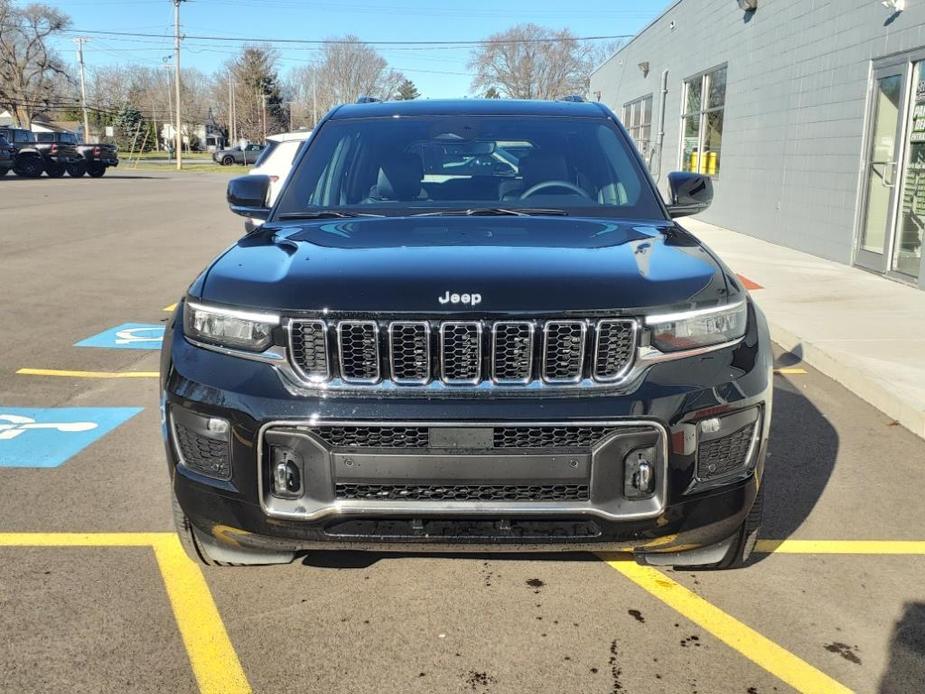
857 68 906 273
893 64 925 281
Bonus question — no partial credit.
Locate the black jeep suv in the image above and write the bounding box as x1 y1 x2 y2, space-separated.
162 99 772 569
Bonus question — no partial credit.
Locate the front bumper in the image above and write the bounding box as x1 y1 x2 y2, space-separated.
162 302 772 558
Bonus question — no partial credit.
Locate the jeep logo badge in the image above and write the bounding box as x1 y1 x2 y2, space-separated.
438 291 482 307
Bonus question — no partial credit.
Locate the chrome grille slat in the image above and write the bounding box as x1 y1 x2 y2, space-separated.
287 317 638 388
542 321 587 383
440 322 483 384
288 319 330 382
593 319 637 382
491 321 534 383
389 321 431 384
337 321 381 383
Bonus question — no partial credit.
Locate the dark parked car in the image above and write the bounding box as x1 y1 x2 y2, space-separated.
0 127 47 177
0 133 14 175
34 131 119 177
163 99 772 570
213 143 266 165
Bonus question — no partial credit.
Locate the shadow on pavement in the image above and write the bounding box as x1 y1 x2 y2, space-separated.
759 354 839 543
301 550 604 569
880 602 925 693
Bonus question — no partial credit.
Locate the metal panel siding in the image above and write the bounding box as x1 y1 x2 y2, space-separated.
590 0 925 265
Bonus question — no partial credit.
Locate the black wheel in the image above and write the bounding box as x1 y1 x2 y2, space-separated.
13 156 44 178
86 162 106 178
0 167 8 177
684 487 764 571
222 155 235 166
170 489 294 567
45 162 65 178
66 162 87 177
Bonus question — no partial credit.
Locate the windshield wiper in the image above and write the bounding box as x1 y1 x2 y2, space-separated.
411 207 568 217
277 210 385 220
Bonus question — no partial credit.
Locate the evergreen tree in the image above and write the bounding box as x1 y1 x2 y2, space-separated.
484 86 501 99
395 78 420 100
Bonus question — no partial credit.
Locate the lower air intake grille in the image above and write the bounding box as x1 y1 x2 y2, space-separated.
697 423 756 480
493 426 620 449
174 422 231 480
335 483 590 502
312 426 430 448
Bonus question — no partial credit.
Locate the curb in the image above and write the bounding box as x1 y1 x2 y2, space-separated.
768 320 925 440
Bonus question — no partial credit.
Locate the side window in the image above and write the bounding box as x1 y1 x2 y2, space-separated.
681 65 726 177
35 133 54 143
15 130 33 143
622 95 654 165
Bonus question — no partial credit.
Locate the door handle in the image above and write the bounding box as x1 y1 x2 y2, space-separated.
884 160 897 188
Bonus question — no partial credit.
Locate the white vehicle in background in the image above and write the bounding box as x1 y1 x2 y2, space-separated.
249 129 313 206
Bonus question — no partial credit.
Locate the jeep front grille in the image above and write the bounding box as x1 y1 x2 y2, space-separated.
288 317 637 388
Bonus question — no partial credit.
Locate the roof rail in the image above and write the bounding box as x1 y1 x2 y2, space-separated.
356 95 381 104
557 95 586 103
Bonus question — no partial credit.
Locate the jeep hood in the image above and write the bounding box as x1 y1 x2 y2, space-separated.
199 217 730 313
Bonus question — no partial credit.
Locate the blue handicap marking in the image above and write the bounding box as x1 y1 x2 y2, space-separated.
0 407 143 468
75 323 165 350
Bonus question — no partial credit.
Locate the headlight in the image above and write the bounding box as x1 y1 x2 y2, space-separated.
184 300 278 352
646 301 747 352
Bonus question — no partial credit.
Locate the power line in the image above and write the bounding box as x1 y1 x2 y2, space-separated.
62 28 633 46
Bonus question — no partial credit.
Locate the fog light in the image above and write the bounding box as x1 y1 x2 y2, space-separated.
207 417 229 434
624 447 656 498
271 446 302 498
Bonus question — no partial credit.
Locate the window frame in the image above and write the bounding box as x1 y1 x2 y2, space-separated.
679 63 727 179
622 94 654 163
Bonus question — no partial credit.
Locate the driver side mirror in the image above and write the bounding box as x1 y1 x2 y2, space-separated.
667 172 713 219
227 175 270 220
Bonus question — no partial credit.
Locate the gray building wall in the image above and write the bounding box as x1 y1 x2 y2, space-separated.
590 0 925 265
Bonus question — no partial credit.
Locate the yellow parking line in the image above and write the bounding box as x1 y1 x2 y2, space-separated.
603 558 851 694
757 539 925 554
774 368 807 374
0 533 251 694
16 368 160 379
152 535 251 694
163 303 178 312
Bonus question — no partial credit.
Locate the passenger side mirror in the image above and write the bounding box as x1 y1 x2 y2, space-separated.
666 172 713 219
227 175 271 220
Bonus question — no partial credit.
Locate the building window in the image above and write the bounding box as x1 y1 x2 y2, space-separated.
622 94 653 163
681 65 726 177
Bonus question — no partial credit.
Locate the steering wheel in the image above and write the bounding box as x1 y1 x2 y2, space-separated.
520 180 591 199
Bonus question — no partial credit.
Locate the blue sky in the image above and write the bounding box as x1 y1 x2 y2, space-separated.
46 0 667 97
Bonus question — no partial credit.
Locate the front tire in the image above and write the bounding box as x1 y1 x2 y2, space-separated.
13 156 44 178
66 162 87 177
0 167 9 177
685 487 764 570
45 162 65 178
171 490 295 566
86 162 106 178
221 155 235 166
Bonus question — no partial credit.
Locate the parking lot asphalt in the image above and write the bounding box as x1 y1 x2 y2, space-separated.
1 171 925 693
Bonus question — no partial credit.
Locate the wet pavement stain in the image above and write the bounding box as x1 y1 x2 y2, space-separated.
680 635 701 648
465 671 496 690
526 578 545 589
628 609 645 623
608 639 623 692
824 642 862 665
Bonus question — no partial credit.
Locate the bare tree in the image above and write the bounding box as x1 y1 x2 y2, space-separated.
0 0 72 126
468 24 596 100
288 36 405 125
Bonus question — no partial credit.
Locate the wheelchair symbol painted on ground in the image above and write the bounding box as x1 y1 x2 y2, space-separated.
0 407 143 467
75 323 165 350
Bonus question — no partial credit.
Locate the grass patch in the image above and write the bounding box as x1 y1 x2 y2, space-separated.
123 161 240 174
118 150 214 161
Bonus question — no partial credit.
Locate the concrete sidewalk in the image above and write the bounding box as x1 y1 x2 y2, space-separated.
685 219 925 440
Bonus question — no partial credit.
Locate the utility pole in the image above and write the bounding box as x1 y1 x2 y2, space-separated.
173 0 186 170
163 64 173 156
261 93 268 140
228 76 234 147
287 101 294 131
312 71 318 127
74 38 91 142
231 81 237 144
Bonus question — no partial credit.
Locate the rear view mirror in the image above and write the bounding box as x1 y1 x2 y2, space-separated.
227 176 270 220
666 172 714 219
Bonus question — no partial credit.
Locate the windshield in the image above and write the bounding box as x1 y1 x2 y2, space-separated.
276 115 664 219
